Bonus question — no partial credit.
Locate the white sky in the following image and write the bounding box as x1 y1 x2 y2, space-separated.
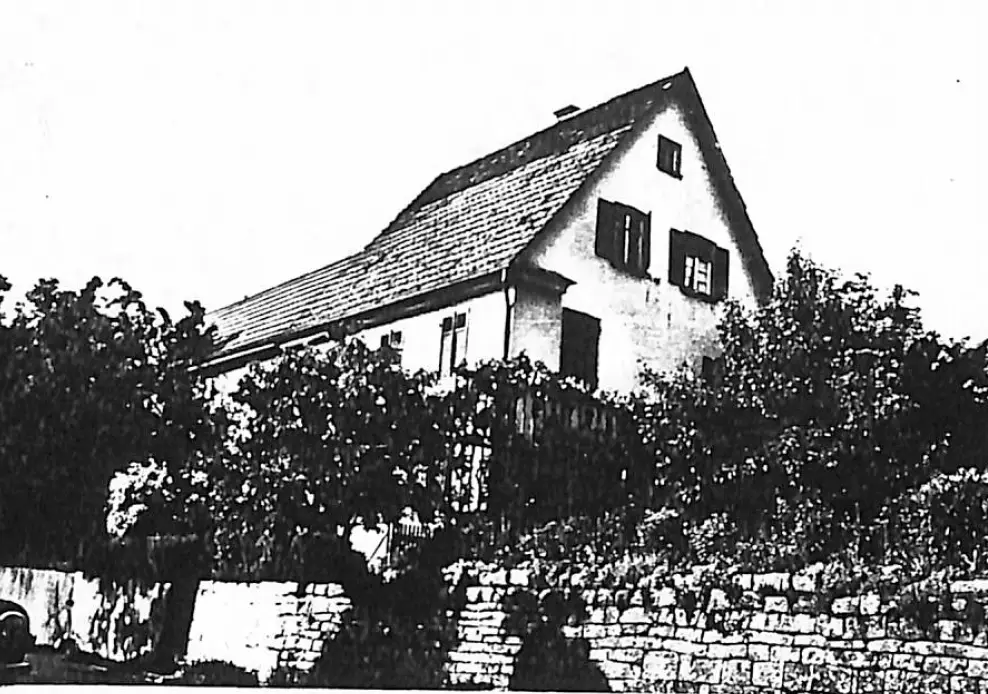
1 1 986 342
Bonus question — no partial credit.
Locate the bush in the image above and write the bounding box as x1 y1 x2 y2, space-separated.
174 660 259 686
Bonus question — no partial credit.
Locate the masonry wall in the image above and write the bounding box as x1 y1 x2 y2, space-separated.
0 566 168 661
11 562 988 691
184 580 351 683
448 567 988 693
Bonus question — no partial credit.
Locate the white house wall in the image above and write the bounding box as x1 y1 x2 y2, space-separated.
210 290 508 396
354 290 507 375
521 99 760 393
508 286 563 371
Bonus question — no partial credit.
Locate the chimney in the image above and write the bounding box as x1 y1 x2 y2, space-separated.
553 105 580 120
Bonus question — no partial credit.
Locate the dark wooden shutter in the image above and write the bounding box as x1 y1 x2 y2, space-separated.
640 212 652 274
595 200 617 263
561 309 600 391
668 230 686 287
713 246 730 300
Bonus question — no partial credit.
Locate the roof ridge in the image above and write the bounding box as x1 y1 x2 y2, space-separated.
368 68 689 244
433 68 689 183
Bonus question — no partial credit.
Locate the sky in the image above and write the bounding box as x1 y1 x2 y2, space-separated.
1 1 986 343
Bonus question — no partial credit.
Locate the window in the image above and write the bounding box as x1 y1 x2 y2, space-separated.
684 256 712 295
560 309 600 390
379 330 404 364
657 135 682 178
439 312 468 377
595 199 651 276
668 229 730 301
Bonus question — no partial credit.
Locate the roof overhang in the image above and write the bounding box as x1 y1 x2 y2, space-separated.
201 269 512 376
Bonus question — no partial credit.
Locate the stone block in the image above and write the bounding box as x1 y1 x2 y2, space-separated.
793 634 827 647
720 659 751 686
748 630 794 646
674 626 702 641
802 646 827 665
508 568 530 586
610 648 644 664
659 639 707 656
752 572 790 593
859 593 882 616
953 676 980 694
968 658 988 678
831 596 859 615
752 661 783 688
642 651 679 682
893 653 925 671
704 643 747 660
678 656 722 684
923 655 968 675
764 596 789 613
597 661 637 680
748 644 771 661
770 645 801 663
619 607 649 624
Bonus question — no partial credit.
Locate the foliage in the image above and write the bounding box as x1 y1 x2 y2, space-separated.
0 275 221 565
195 339 454 581
274 544 468 689
174 660 259 686
636 248 988 557
506 590 609 692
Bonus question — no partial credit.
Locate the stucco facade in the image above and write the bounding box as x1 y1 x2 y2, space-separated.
206 69 772 398
520 101 760 393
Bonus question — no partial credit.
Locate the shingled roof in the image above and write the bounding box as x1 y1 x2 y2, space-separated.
208 67 769 361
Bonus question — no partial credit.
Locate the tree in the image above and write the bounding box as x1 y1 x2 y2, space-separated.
198 339 452 581
637 249 988 558
0 275 220 564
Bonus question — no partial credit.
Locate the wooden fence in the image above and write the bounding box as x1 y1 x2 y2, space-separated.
426 378 653 552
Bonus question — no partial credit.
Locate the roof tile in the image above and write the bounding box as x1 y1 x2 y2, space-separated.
210 71 690 357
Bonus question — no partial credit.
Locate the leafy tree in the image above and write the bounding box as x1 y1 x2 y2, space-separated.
198 339 453 581
0 275 220 564
637 249 988 558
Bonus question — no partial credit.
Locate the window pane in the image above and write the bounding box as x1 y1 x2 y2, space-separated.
440 330 454 376
453 326 468 367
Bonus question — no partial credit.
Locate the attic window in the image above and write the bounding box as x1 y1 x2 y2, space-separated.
668 229 729 302
657 135 682 178
595 199 651 276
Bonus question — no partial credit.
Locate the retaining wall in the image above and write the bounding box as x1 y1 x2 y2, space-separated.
184 580 351 683
448 567 988 692
0 566 167 661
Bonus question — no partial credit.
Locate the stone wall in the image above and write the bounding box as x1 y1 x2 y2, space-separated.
0 566 168 661
448 567 988 693
184 580 351 683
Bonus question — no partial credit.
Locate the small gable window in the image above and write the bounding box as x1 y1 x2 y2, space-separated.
439 312 468 377
595 199 651 276
560 309 600 391
657 135 682 178
668 229 730 302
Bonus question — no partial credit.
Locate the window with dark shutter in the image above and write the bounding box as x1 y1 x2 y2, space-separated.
560 309 600 390
668 230 730 302
657 135 682 178
439 313 468 377
595 199 651 276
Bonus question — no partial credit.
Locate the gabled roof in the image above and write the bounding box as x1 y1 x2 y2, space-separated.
208 68 772 361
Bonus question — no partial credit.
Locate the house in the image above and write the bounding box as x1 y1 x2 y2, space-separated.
205 68 773 394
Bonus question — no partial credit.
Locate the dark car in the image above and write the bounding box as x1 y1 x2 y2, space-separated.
0 599 35 667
